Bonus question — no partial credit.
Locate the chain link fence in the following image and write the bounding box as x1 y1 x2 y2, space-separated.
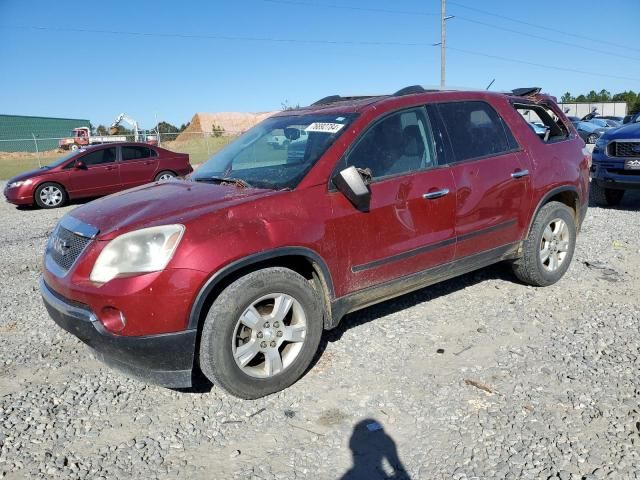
0 131 241 180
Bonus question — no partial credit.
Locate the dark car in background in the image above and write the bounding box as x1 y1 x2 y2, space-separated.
4 143 192 208
591 122 640 206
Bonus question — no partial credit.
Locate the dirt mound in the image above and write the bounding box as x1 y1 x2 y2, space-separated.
176 112 277 142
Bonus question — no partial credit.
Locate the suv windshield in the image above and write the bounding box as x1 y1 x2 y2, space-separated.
192 113 357 189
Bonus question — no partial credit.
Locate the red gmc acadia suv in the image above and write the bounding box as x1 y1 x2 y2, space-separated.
40 86 590 399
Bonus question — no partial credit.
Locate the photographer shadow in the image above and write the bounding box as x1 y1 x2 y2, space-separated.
341 418 411 480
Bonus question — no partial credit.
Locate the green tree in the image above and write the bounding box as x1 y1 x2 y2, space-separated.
96 125 108 135
212 123 225 137
598 89 611 102
560 92 574 103
179 122 190 132
153 121 180 135
575 94 587 102
586 90 599 102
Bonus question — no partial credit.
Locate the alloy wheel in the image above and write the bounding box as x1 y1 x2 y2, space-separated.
39 186 63 207
539 218 570 272
232 293 307 378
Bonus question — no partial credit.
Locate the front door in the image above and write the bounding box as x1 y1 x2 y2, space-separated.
436 100 532 259
327 107 457 297
66 146 120 198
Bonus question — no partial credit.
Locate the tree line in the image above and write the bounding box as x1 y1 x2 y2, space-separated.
560 90 640 113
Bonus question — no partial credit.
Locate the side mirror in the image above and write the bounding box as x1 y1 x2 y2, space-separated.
74 160 86 169
332 166 371 212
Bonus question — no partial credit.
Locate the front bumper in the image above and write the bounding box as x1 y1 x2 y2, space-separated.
40 278 196 388
3 184 34 205
591 162 640 190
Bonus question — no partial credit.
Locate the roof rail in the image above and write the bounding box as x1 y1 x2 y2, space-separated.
310 95 379 107
393 85 426 96
511 87 542 97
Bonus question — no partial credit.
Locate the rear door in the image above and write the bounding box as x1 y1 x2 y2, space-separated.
436 100 532 259
65 146 120 197
327 106 457 296
119 145 159 188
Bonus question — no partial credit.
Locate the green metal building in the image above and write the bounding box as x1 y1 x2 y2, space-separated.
0 114 90 152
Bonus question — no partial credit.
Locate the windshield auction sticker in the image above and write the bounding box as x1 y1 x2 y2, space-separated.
305 122 345 134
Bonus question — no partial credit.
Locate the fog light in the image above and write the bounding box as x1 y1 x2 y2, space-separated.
100 306 126 333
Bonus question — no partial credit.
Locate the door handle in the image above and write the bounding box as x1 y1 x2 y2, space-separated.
422 188 450 200
511 169 529 179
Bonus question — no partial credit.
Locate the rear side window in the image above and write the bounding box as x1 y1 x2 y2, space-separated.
341 107 437 180
80 147 117 166
437 101 517 162
121 146 156 161
514 103 569 143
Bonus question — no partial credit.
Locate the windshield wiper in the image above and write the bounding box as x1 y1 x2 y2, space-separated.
195 176 252 188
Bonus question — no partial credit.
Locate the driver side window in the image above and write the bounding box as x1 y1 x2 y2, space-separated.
343 108 436 180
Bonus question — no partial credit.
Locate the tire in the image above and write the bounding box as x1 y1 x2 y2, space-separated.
199 267 323 399
155 170 176 182
70 144 79 151
34 182 67 209
512 201 576 287
590 181 624 207
587 133 598 144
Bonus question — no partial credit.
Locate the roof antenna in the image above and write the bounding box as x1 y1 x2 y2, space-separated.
485 78 495 90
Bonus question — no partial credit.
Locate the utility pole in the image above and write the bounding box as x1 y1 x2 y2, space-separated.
434 1 454 88
440 0 446 89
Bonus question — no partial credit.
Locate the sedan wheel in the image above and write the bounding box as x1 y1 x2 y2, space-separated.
587 133 597 144
35 183 67 209
155 171 176 181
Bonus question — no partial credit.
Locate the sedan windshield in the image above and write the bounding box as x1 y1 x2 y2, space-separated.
192 113 357 189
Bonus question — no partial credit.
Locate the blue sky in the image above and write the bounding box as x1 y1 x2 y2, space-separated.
1 0 638 128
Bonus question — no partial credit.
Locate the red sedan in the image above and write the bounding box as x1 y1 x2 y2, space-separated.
4 143 192 208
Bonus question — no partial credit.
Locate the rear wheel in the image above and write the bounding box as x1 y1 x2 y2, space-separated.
35 182 67 209
512 201 576 287
590 181 624 207
155 170 176 181
199 267 323 399
70 144 79 151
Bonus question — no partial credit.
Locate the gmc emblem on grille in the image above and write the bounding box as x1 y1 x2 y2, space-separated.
52 237 71 256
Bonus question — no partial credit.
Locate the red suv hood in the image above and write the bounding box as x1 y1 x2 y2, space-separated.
69 180 276 240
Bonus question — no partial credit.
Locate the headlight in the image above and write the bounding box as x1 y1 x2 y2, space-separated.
595 138 608 152
8 179 33 188
90 225 184 284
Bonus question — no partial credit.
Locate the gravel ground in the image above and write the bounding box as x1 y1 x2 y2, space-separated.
0 183 639 480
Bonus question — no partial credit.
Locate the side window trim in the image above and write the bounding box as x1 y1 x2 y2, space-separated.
330 106 440 188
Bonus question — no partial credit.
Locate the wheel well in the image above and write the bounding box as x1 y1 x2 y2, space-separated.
192 255 333 334
156 170 177 178
546 190 577 215
528 189 579 237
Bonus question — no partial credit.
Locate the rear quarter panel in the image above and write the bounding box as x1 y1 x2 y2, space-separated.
495 97 589 233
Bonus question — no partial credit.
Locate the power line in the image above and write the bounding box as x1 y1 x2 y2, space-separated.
257 0 640 62
454 16 640 62
447 46 640 83
2 24 639 83
447 0 640 53
0 25 432 47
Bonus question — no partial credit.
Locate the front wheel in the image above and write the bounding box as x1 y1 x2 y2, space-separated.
35 182 67 209
512 201 576 287
199 267 323 399
586 133 598 144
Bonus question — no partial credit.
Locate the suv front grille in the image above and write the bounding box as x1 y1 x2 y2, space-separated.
47 226 92 273
613 141 640 158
